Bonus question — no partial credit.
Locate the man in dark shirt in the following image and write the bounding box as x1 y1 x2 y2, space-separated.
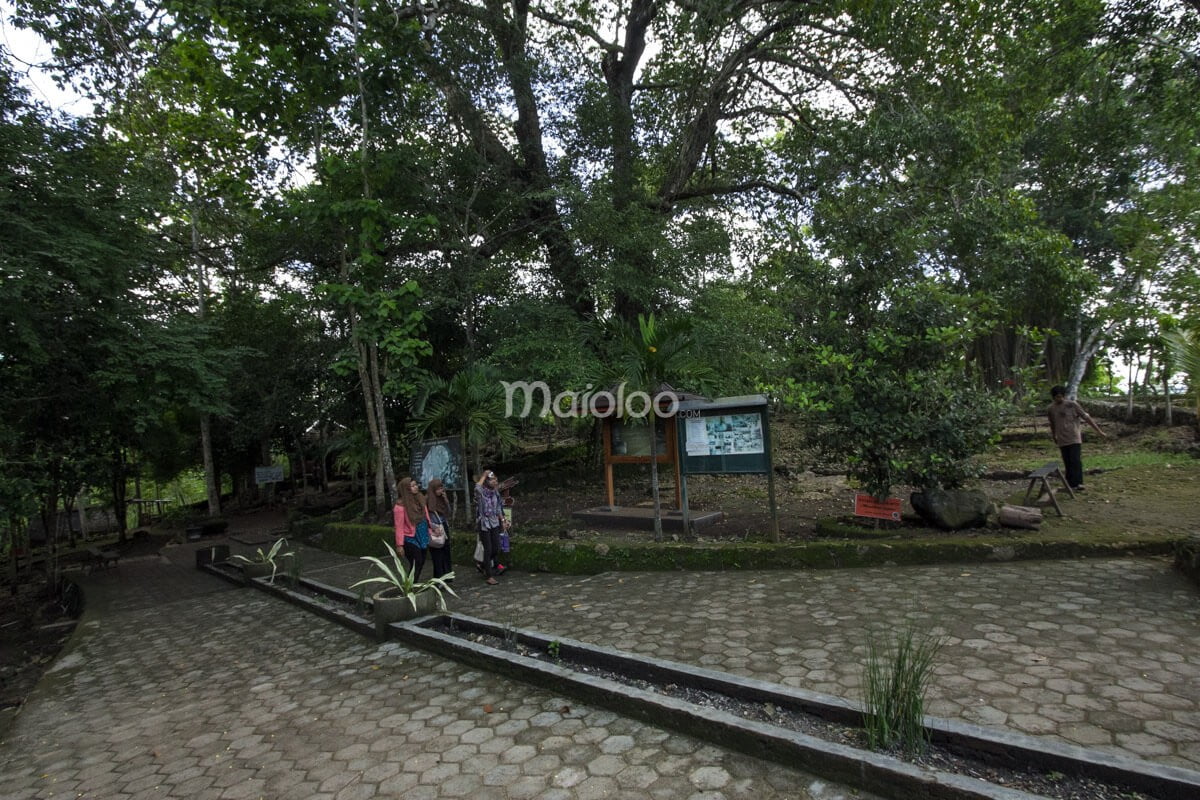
1047 386 1107 490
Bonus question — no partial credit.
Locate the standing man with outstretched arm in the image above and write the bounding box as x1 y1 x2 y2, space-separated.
1047 386 1107 491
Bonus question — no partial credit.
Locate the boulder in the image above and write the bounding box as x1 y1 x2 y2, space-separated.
910 489 991 530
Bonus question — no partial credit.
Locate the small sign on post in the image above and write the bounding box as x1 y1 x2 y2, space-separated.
255 466 285 485
854 494 901 521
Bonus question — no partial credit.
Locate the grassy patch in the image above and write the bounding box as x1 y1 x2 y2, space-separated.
1088 451 1196 470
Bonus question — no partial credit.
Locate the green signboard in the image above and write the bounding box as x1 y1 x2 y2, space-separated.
674 394 779 540
677 398 771 475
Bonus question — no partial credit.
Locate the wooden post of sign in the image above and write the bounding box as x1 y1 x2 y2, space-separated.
764 412 780 542
669 416 682 510
676 416 692 538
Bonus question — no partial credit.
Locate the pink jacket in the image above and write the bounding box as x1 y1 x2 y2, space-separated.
393 504 429 549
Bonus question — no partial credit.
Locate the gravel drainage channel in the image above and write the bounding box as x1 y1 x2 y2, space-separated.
388 613 1200 800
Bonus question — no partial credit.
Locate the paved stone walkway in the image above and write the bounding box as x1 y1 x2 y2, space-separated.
0 549 870 800
243 540 1200 769
452 556 1200 771
3 538 1198 800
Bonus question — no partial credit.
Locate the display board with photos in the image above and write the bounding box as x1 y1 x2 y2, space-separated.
678 399 771 475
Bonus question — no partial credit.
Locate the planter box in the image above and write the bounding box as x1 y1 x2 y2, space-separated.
240 561 277 585
373 589 439 638
195 544 230 568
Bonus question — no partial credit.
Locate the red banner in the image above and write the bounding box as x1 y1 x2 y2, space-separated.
854 494 901 521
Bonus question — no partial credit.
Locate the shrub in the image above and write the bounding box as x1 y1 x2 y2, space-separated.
780 285 1010 499
320 523 393 558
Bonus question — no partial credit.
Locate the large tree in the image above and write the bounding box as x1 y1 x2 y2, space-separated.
0 61 222 571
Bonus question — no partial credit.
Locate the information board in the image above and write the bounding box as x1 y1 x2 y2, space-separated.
409 436 465 489
679 406 771 475
254 466 285 485
611 418 668 458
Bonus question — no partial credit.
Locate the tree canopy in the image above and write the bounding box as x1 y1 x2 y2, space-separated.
2 0 1198 536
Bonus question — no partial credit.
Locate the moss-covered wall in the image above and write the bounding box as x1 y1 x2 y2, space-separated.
1175 534 1200 588
511 535 1181 574
300 518 1184 575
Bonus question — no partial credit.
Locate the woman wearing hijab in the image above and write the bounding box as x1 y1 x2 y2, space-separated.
474 469 508 585
425 477 454 580
394 475 430 580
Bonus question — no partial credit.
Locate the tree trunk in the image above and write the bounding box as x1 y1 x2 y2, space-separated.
998 504 1042 529
76 488 89 543
1065 318 1114 398
1126 357 1136 419
354 338 387 520
367 340 396 511
191 206 221 519
462 431 473 527
420 6 594 320
1164 370 1173 426
600 0 657 321
200 415 221 516
361 467 369 517
649 422 663 542
111 447 128 542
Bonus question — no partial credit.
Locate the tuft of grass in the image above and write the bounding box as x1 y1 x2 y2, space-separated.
862 626 944 754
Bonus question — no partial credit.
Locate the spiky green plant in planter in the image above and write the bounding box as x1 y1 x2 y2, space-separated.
351 541 458 637
229 537 294 584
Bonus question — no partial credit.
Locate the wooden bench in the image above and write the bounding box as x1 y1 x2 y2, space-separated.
87 546 121 571
1023 462 1076 516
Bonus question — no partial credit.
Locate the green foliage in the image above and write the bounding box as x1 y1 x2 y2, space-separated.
319 523 393 557
9 0 1199 533
228 537 294 584
350 540 457 612
782 286 1011 499
863 626 944 754
1164 329 1200 427
410 363 518 474
321 279 432 399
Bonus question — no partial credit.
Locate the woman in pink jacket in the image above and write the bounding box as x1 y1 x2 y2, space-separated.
394 475 430 580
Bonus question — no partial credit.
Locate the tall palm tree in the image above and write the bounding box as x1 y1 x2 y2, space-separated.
1164 328 1200 439
410 363 518 522
614 314 713 542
